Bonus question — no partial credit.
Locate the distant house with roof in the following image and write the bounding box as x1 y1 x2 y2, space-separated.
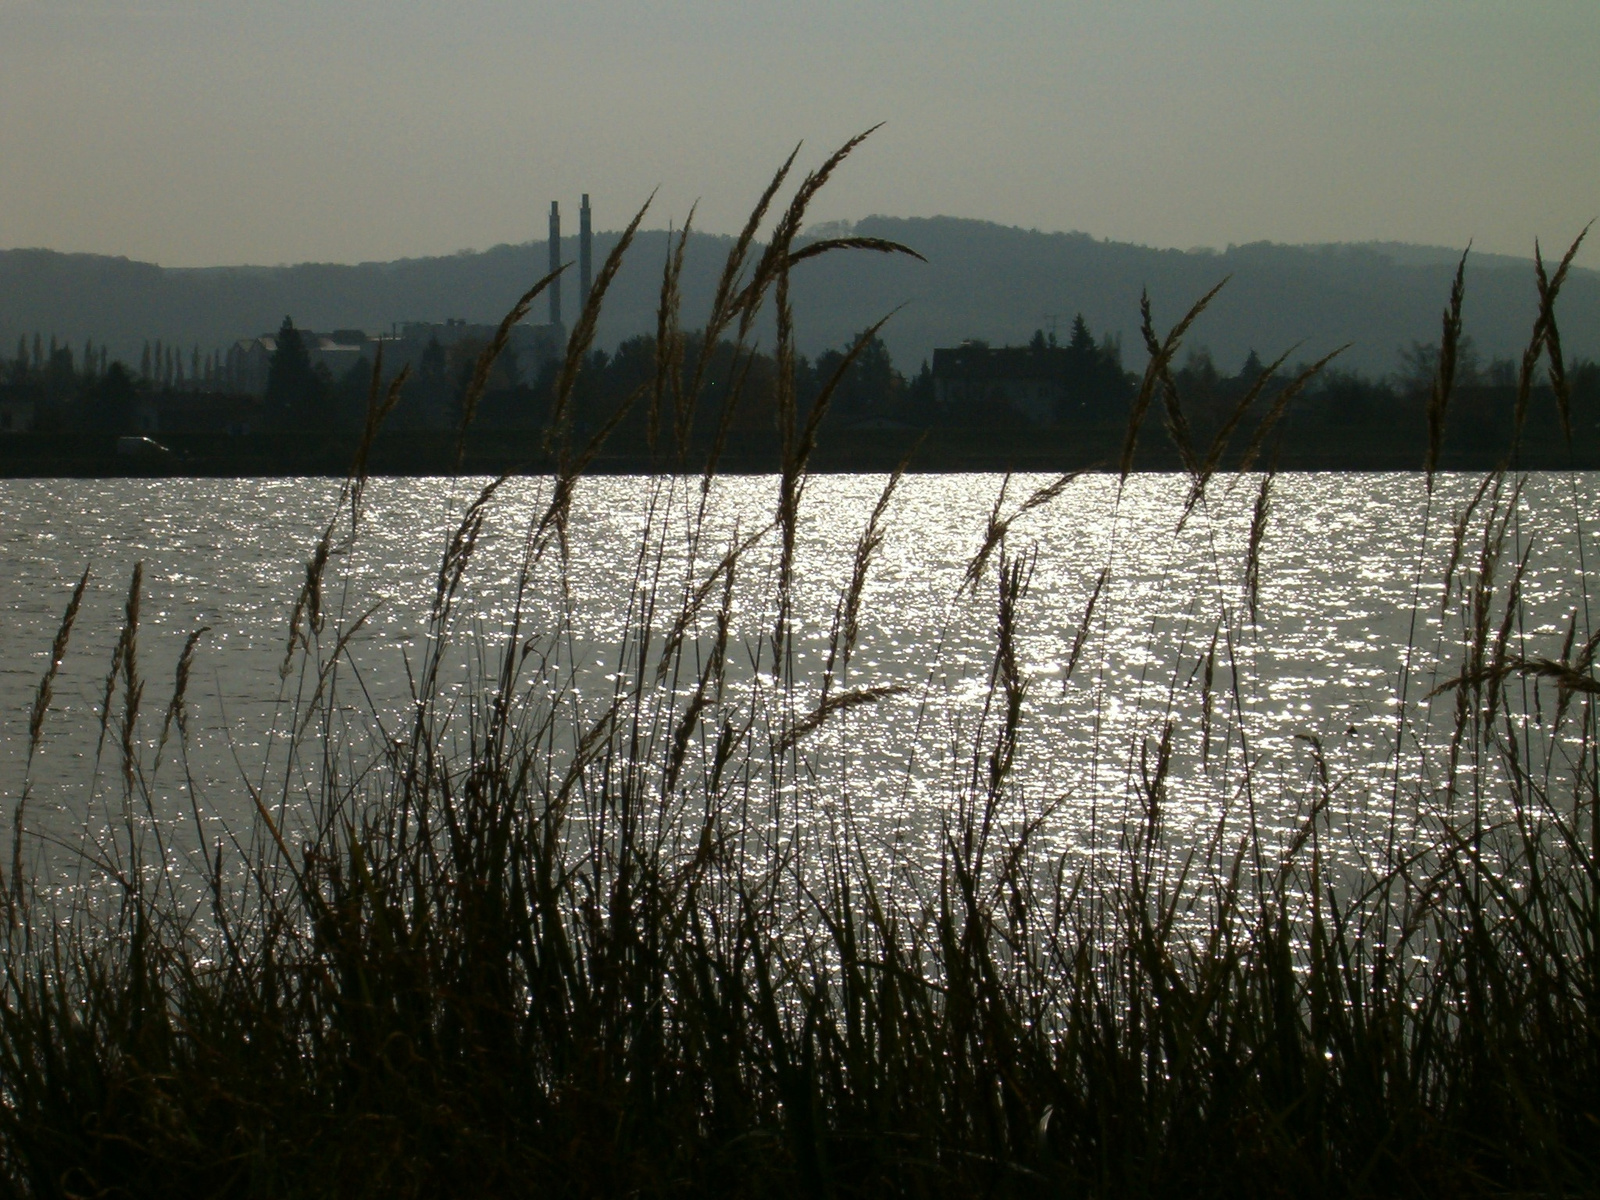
930 323 1132 426
932 342 1066 425
225 329 370 395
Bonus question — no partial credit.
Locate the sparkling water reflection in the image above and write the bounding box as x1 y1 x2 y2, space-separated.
2 473 1593 890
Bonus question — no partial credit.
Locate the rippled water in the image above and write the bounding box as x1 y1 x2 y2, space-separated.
2 472 1594 888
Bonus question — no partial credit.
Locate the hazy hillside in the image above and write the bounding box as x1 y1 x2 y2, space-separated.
3 219 1595 379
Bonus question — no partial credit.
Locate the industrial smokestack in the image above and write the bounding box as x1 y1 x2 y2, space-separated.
579 194 593 312
548 200 562 329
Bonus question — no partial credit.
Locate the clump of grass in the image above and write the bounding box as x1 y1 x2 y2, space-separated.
0 140 1596 1200
9 563 89 917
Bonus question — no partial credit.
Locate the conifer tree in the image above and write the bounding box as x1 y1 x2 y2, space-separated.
265 316 325 428
1067 313 1095 357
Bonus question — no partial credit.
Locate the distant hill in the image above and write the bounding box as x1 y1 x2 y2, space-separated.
3 218 1595 379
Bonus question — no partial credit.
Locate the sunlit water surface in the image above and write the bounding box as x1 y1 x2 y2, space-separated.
2 473 1594 895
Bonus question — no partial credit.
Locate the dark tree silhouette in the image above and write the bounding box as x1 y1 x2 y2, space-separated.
806 330 900 419
265 316 326 429
1066 313 1095 359
86 362 138 433
1053 312 1133 421
45 345 75 394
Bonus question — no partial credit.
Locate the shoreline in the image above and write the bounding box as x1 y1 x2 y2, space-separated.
1 426 1593 478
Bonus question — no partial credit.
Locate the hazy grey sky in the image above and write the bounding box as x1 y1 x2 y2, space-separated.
2 0 1595 268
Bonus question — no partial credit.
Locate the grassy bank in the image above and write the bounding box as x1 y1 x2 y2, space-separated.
1 139 1596 1198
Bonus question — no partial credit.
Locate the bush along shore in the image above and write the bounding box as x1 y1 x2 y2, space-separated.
1 137 1596 1197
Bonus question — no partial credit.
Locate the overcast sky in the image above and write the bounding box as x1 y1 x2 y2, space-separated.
1 0 1595 268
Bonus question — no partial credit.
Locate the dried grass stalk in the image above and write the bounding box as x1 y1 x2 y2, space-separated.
1200 627 1219 766
986 549 1033 798
454 265 565 467
1245 472 1273 624
778 685 908 756
1119 280 1228 482
1442 470 1500 616
27 564 90 756
1425 249 1469 492
1180 346 1294 528
1529 223 1591 445
665 546 736 796
823 457 910 701
1062 567 1108 689
964 470 1081 595
1234 345 1347 476
12 564 90 907
98 562 142 762
654 209 694 456
347 346 408 526
548 195 654 457
117 564 144 792
154 625 210 769
1485 540 1533 735
657 521 773 682
1140 305 1200 479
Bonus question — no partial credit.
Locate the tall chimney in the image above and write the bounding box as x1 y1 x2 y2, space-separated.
548 200 562 329
579 194 593 312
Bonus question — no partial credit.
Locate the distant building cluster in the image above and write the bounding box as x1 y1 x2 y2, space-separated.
929 321 1132 426
0 193 1150 441
932 343 1067 425
224 318 564 396
217 192 595 398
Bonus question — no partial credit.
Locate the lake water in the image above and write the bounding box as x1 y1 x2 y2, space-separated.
2 472 1593 892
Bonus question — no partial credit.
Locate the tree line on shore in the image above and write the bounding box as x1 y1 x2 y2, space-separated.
3 314 1597 463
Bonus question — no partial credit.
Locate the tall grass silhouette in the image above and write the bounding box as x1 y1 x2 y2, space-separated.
0 136 1595 1199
